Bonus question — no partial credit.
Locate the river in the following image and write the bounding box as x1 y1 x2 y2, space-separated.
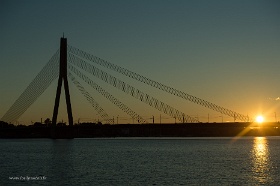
1 137 280 185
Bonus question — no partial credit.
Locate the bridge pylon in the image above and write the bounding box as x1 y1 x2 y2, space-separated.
51 37 73 138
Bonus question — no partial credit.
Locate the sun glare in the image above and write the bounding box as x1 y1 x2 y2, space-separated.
256 115 264 124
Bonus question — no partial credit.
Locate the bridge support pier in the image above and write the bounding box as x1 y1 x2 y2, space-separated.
51 37 74 139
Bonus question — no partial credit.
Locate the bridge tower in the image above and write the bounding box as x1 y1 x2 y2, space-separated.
52 37 73 130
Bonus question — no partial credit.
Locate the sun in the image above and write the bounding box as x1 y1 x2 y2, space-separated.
256 115 264 124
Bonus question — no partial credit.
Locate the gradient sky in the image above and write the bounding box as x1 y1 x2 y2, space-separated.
1 0 280 124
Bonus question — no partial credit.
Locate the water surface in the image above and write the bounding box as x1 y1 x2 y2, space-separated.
1 137 280 185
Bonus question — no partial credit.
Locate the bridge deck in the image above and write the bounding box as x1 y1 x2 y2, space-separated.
1 123 280 138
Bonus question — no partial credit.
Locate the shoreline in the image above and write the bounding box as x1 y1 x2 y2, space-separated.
1 122 280 138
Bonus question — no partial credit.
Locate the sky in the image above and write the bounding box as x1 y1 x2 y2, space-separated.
0 0 280 124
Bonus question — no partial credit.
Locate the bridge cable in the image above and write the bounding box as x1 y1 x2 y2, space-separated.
1 50 60 123
1 51 59 123
68 45 250 122
68 72 112 124
2 54 58 123
68 54 199 123
68 65 147 124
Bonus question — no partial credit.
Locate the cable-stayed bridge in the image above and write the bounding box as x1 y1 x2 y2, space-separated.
1 37 250 125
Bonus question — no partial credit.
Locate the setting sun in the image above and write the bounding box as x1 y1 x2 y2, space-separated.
256 115 264 124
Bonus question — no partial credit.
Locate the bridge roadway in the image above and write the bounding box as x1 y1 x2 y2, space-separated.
1 122 280 138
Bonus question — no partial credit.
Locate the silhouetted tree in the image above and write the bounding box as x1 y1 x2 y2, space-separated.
44 118 51 126
0 121 8 128
57 122 66 127
34 122 43 127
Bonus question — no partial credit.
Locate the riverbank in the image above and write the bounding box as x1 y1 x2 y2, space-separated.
1 122 280 138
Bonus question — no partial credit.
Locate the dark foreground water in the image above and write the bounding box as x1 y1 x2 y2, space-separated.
1 137 280 185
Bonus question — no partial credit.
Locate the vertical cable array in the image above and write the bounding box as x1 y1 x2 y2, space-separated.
68 54 199 123
68 72 112 124
68 65 147 124
68 45 250 122
1 50 59 123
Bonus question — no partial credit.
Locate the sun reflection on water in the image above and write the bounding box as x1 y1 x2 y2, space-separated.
251 137 271 184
